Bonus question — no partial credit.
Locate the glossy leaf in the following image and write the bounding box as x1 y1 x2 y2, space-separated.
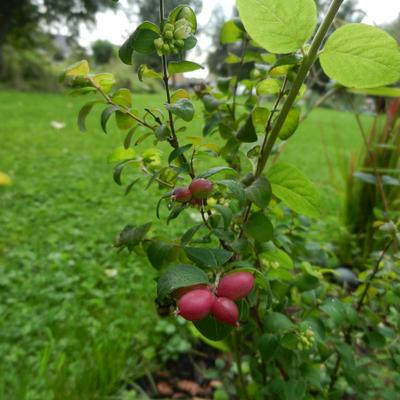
165 99 195 122
244 211 274 243
237 113 257 143
220 19 244 44
115 223 152 252
138 64 162 81
168 61 203 75
278 108 300 140
245 176 272 209
194 314 233 341
119 22 160 64
264 312 293 333
256 79 281 96
184 247 233 268
157 264 209 299
101 106 119 134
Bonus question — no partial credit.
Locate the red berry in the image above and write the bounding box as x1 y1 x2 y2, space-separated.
217 271 255 301
189 178 213 199
172 187 192 203
211 297 239 327
177 289 214 321
172 284 208 299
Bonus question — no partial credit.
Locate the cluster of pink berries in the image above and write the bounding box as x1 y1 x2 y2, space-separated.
171 178 213 206
175 272 255 327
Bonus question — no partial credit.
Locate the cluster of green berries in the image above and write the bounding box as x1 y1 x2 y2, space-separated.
297 328 315 351
154 18 192 56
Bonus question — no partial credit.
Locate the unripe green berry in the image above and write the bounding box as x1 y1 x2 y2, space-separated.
175 26 191 40
164 30 174 40
162 43 170 54
163 23 174 33
154 37 164 50
175 39 185 49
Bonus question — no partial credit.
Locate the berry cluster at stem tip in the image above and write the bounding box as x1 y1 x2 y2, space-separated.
175 271 255 328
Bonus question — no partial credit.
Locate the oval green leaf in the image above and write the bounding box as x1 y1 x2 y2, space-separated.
237 0 317 53
157 264 209 299
320 23 400 89
267 162 320 218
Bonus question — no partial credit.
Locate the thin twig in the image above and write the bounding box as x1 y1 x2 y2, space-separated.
88 77 153 129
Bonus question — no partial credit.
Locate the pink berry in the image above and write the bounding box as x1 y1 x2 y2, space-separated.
172 284 208 299
211 297 240 327
189 178 213 199
177 289 214 321
217 271 254 301
172 187 192 203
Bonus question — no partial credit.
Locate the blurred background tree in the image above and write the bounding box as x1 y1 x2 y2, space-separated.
0 1 118 78
92 39 115 65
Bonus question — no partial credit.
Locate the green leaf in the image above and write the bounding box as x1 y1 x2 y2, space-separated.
165 99 194 122
217 77 232 93
220 19 244 44
119 22 160 64
168 61 203 75
181 224 203 245
138 64 162 81
211 205 233 230
225 53 241 64
63 60 89 79
92 73 116 93
256 79 281 96
183 36 197 51
169 5 197 31
184 247 233 268
157 264 209 299
113 159 137 185
101 106 119 133
252 107 269 129
146 240 179 269
267 163 320 218
278 108 300 140
264 312 293 333
112 88 132 108
237 0 317 53
237 113 257 143
217 180 246 205
260 244 293 269
244 211 273 242
245 176 272 209
320 23 400 89
115 111 135 130
77 101 102 132
202 94 221 112
107 147 136 163
348 86 400 98
258 334 280 362
197 166 237 179
193 314 233 341
115 223 152 252
154 124 171 141
168 144 192 164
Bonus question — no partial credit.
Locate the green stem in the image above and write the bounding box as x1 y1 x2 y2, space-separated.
255 0 345 177
159 0 195 178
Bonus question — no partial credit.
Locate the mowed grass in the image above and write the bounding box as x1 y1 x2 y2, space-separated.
0 89 363 399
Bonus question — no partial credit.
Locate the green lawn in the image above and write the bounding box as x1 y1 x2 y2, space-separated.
0 89 364 399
